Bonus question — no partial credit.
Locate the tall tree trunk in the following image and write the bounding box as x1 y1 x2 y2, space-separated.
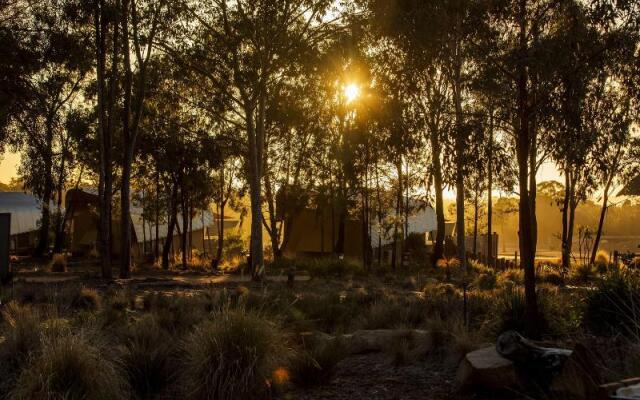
561 171 571 270
516 0 539 337
120 0 132 278
430 129 445 262
181 186 188 268
161 184 178 269
35 135 53 257
452 11 466 269
246 100 264 279
590 175 613 265
473 189 478 257
154 169 160 259
487 107 494 267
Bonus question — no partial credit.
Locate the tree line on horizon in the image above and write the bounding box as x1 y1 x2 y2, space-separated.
1 0 639 335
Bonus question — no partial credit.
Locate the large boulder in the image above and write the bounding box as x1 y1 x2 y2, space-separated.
456 346 521 391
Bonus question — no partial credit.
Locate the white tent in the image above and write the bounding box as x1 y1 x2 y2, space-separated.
130 207 218 244
0 192 57 235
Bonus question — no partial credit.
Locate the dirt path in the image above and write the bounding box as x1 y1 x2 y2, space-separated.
289 353 464 400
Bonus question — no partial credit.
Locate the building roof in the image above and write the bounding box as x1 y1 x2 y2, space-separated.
0 192 58 235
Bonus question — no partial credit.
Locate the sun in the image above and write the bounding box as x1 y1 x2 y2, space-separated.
343 83 360 104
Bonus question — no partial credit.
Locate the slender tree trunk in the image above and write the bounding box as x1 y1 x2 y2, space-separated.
452 13 466 269
561 172 570 270
161 184 178 269
487 108 494 267
120 0 133 278
516 0 539 337
473 189 479 257
154 169 160 259
591 177 613 265
246 100 265 279
35 143 53 257
181 187 188 269
430 129 446 262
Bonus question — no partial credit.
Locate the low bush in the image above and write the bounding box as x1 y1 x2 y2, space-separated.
122 315 175 399
571 263 598 284
12 332 129 400
497 268 524 285
70 287 102 311
474 272 497 290
494 287 549 336
181 308 289 400
583 270 640 337
0 302 41 397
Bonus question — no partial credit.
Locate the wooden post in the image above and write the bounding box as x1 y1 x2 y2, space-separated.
0 213 11 285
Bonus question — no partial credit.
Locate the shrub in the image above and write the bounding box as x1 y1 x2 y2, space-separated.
0 302 41 397
494 287 549 335
540 269 564 286
11 332 129 400
181 308 289 400
50 253 67 273
122 315 175 399
290 338 345 388
571 263 598 284
356 301 408 330
474 272 497 290
594 250 610 273
497 268 524 285
70 287 101 311
583 270 640 337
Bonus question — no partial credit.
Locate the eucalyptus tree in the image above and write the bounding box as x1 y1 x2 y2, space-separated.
119 0 169 278
542 0 639 270
4 1 92 257
162 0 337 278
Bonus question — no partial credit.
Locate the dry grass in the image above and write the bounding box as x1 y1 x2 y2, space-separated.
11 331 129 400
181 307 290 400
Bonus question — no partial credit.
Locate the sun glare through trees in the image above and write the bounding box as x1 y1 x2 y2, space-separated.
1 0 640 399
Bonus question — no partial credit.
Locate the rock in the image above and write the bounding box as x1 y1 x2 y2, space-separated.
456 346 521 391
497 330 572 390
617 383 640 399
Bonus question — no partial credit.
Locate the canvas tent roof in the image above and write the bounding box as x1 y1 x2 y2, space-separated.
0 192 58 235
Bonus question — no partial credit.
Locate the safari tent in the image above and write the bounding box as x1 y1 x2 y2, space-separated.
280 201 446 261
65 188 241 261
0 192 57 254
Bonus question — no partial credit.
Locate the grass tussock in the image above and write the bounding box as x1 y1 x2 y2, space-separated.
584 270 640 337
122 315 175 399
11 332 129 400
182 308 289 400
0 302 41 397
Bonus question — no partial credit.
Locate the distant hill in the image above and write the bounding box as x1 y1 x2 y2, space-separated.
0 182 8 192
